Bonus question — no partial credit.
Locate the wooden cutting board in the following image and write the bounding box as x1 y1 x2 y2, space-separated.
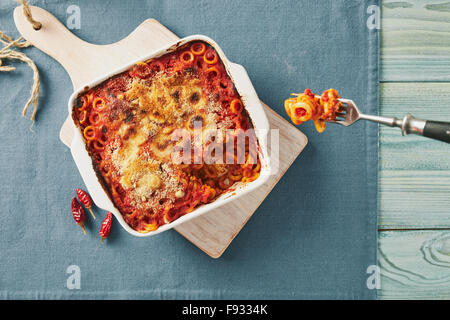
14 5 308 258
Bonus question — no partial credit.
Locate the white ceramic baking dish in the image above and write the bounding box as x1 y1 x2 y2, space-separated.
67 35 271 237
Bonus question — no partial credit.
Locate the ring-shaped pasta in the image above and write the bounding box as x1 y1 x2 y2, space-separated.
228 169 242 181
290 116 303 125
241 160 253 171
100 163 110 175
202 186 216 202
89 111 100 125
242 170 260 183
80 96 89 110
219 79 228 89
131 62 152 79
242 168 253 178
78 109 88 125
205 66 220 79
284 98 296 117
233 115 244 129
204 179 216 188
314 119 326 133
203 49 218 64
218 175 233 189
290 102 312 122
188 197 202 212
253 160 261 172
320 88 342 120
92 139 105 151
230 99 243 114
127 210 139 219
190 42 206 56
208 187 217 200
162 211 172 224
141 222 158 233
110 184 120 199
150 61 164 73
83 93 95 109
180 51 195 64
83 126 97 140
204 165 218 178
215 78 233 96
92 98 106 111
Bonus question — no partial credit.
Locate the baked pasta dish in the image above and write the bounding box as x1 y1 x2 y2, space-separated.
72 41 261 232
285 88 343 132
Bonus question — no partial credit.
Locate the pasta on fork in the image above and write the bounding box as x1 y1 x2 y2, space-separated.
285 88 343 132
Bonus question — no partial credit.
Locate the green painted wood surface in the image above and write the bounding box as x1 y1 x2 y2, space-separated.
381 0 450 81
379 231 450 299
380 0 450 81
379 82 450 229
379 0 450 299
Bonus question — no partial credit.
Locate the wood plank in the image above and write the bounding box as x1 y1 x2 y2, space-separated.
378 230 450 299
379 82 450 229
381 0 450 81
380 171 450 228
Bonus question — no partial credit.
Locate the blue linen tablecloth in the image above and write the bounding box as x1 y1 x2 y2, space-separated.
0 0 379 299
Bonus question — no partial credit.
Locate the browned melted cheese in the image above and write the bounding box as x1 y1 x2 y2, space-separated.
106 70 225 211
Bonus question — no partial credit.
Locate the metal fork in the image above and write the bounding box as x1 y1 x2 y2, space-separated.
327 97 450 143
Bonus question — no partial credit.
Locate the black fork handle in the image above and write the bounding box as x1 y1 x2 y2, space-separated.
423 121 450 143
399 115 450 144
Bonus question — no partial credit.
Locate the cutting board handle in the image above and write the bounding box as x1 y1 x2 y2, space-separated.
13 5 95 88
13 5 178 89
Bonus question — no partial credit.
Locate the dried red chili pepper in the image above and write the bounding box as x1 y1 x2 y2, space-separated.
76 188 96 219
99 212 113 243
71 197 86 235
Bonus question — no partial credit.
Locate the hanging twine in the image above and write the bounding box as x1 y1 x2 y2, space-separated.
17 0 42 30
0 0 41 121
